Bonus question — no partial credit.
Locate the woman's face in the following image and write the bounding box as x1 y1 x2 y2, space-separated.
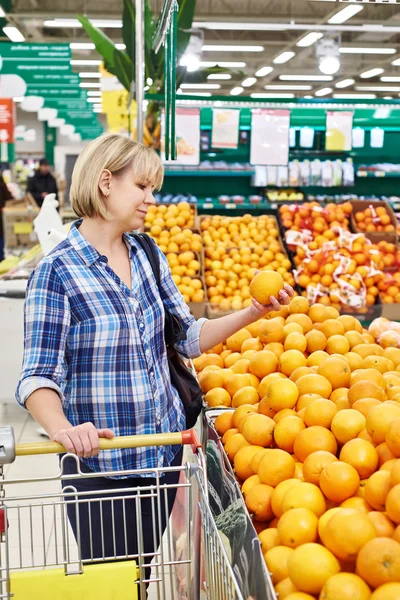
102 166 156 231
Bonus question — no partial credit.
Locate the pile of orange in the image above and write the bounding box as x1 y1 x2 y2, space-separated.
145 201 195 230
377 241 400 270
166 251 201 276
280 201 353 234
148 227 202 255
377 272 400 305
354 205 395 234
196 296 400 599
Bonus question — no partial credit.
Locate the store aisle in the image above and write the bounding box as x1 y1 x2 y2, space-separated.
0 402 179 600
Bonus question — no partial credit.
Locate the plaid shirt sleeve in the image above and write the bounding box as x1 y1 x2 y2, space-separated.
16 260 70 407
156 246 207 359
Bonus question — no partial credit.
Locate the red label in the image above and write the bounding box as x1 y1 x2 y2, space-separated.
0 99 15 143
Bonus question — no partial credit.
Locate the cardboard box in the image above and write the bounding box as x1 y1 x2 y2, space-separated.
350 200 398 245
382 304 400 322
2 207 39 250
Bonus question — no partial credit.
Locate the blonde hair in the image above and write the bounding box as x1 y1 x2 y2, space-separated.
70 133 164 220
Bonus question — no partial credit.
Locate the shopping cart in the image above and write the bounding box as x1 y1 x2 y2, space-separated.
0 426 245 600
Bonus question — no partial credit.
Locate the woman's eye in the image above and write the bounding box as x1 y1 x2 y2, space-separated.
138 184 146 190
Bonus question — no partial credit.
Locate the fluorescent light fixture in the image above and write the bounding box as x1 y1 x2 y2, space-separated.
218 61 246 68
297 32 323 48
265 85 312 91
79 72 101 78
381 77 400 83
207 73 231 80
44 18 122 28
273 51 295 64
250 93 295 99
193 21 285 31
70 59 101 66
202 44 263 52
3 26 25 42
340 47 396 55
79 82 101 88
335 79 355 89
242 77 257 87
304 96 313 99
230 87 244 96
0 6 6 17
328 5 363 25
356 86 400 92
87 97 102 103
178 92 212 96
280 75 332 82
333 93 377 99
255 66 273 77
319 57 340 75
384 96 393 100
87 91 102 96
360 68 385 79
315 87 332 97
392 59 400 67
70 42 95 50
116 44 126 50
180 83 221 89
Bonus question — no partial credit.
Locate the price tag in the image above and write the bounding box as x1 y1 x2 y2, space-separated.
375 171 385 177
358 171 368 177
393 204 400 211
226 204 236 209
270 204 277 209
14 222 33 235
202 203 213 209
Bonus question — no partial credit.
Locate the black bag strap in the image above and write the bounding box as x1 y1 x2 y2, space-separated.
132 233 161 286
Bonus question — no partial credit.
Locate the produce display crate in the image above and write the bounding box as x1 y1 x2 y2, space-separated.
187 275 208 319
382 303 400 321
2 207 40 250
350 200 398 245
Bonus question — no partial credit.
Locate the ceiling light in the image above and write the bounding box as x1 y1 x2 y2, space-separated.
381 77 400 83
273 52 295 64
340 47 396 55
335 79 355 89
218 61 246 68
333 93 377 100
280 75 332 81
193 22 285 31
242 77 257 87
392 59 400 67
191 21 400 35
360 68 385 79
79 82 101 88
79 72 101 78
319 56 340 75
202 44 263 52
356 86 400 92
70 43 95 50
71 59 101 66
115 44 126 50
0 6 5 17
178 92 212 96
384 96 393 100
315 87 332 97
180 83 221 89
207 73 231 80
87 97 102 103
265 85 312 91
304 96 314 99
328 5 363 25
44 18 122 28
255 66 273 77
180 34 202 72
230 87 244 96
87 91 102 96
250 93 295 99
297 32 323 48
3 26 25 42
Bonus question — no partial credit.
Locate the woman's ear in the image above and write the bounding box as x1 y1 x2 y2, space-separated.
99 169 112 197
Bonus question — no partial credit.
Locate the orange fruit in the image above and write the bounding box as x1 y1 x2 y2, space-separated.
198 369 226 392
386 484 400 524
287 543 340 595
384 347 400 368
285 332 307 353
318 357 351 390
271 479 302 518
242 474 261 497
264 545 294 584
381 459 398 472
258 372 286 398
303 451 338 486
274 408 298 423
330 387 349 402
204 388 232 407
234 445 264 481
319 573 371 600
359 429 374 443
326 335 351 355
258 449 296 487
308 303 328 323
294 462 304 481
222 428 239 444
230 358 251 375
296 374 332 399
296 393 323 412
305 330 327 353
365 470 391 511
226 329 252 352
319 319 346 338
281 482 326 517
280 350 307 377
294 426 337 463
225 433 250 462
368 512 396 538
356 537 400 589
251 448 267 474
351 368 385 388
340 496 372 514
370 583 400 600
320 462 360 503
241 337 263 353
214 411 234 436
366 404 400 445
377 442 396 468
289 296 310 315
249 350 278 379
274 417 306 453
339 438 379 479
232 404 258 428
284 323 304 338
352 398 381 417
250 270 284 305
258 319 285 344
394 525 400 543
386 418 400 457
194 353 224 371
307 351 329 367
242 414 276 447
225 373 252 398
353 344 384 359
278 507 318 548
264 342 284 358
331 409 366 445
304 399 337 428
274 578 298 600
267 378 299 411
348 380 386 405
291 367 314 383
232 386 260 408
364 355 394 374
323 508 376 561
286 314 313 334
245 483 274 522
391 460 400 487
345 351 364 372
258 528 280 553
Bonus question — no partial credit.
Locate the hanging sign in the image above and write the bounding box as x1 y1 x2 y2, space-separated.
326 111 353 151
211 108 240 149
161 107 200 166
250 109 290 166
0 99 15 143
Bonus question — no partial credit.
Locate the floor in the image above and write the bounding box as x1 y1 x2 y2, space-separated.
0 402 191 600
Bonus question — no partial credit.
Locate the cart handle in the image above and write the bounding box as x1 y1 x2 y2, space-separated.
15 430 202 457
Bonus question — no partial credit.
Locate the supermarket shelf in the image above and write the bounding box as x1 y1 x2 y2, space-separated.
164 170 255 177
357 171 400 178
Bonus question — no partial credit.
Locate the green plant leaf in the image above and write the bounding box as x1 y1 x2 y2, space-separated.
77 15 118 67
122 0 135 66
177 0 196 57
113 48 133 92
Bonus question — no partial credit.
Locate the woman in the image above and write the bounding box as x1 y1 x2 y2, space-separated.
16 134 293 582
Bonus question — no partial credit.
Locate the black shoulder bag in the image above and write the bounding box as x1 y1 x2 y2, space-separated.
132 233 203 429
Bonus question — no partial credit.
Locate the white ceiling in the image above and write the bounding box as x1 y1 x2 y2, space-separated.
7 0 400 98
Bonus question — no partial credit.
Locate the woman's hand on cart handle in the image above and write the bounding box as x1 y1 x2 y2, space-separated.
52 422 115 458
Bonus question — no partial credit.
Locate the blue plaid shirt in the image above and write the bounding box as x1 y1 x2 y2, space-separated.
16 221 206 476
